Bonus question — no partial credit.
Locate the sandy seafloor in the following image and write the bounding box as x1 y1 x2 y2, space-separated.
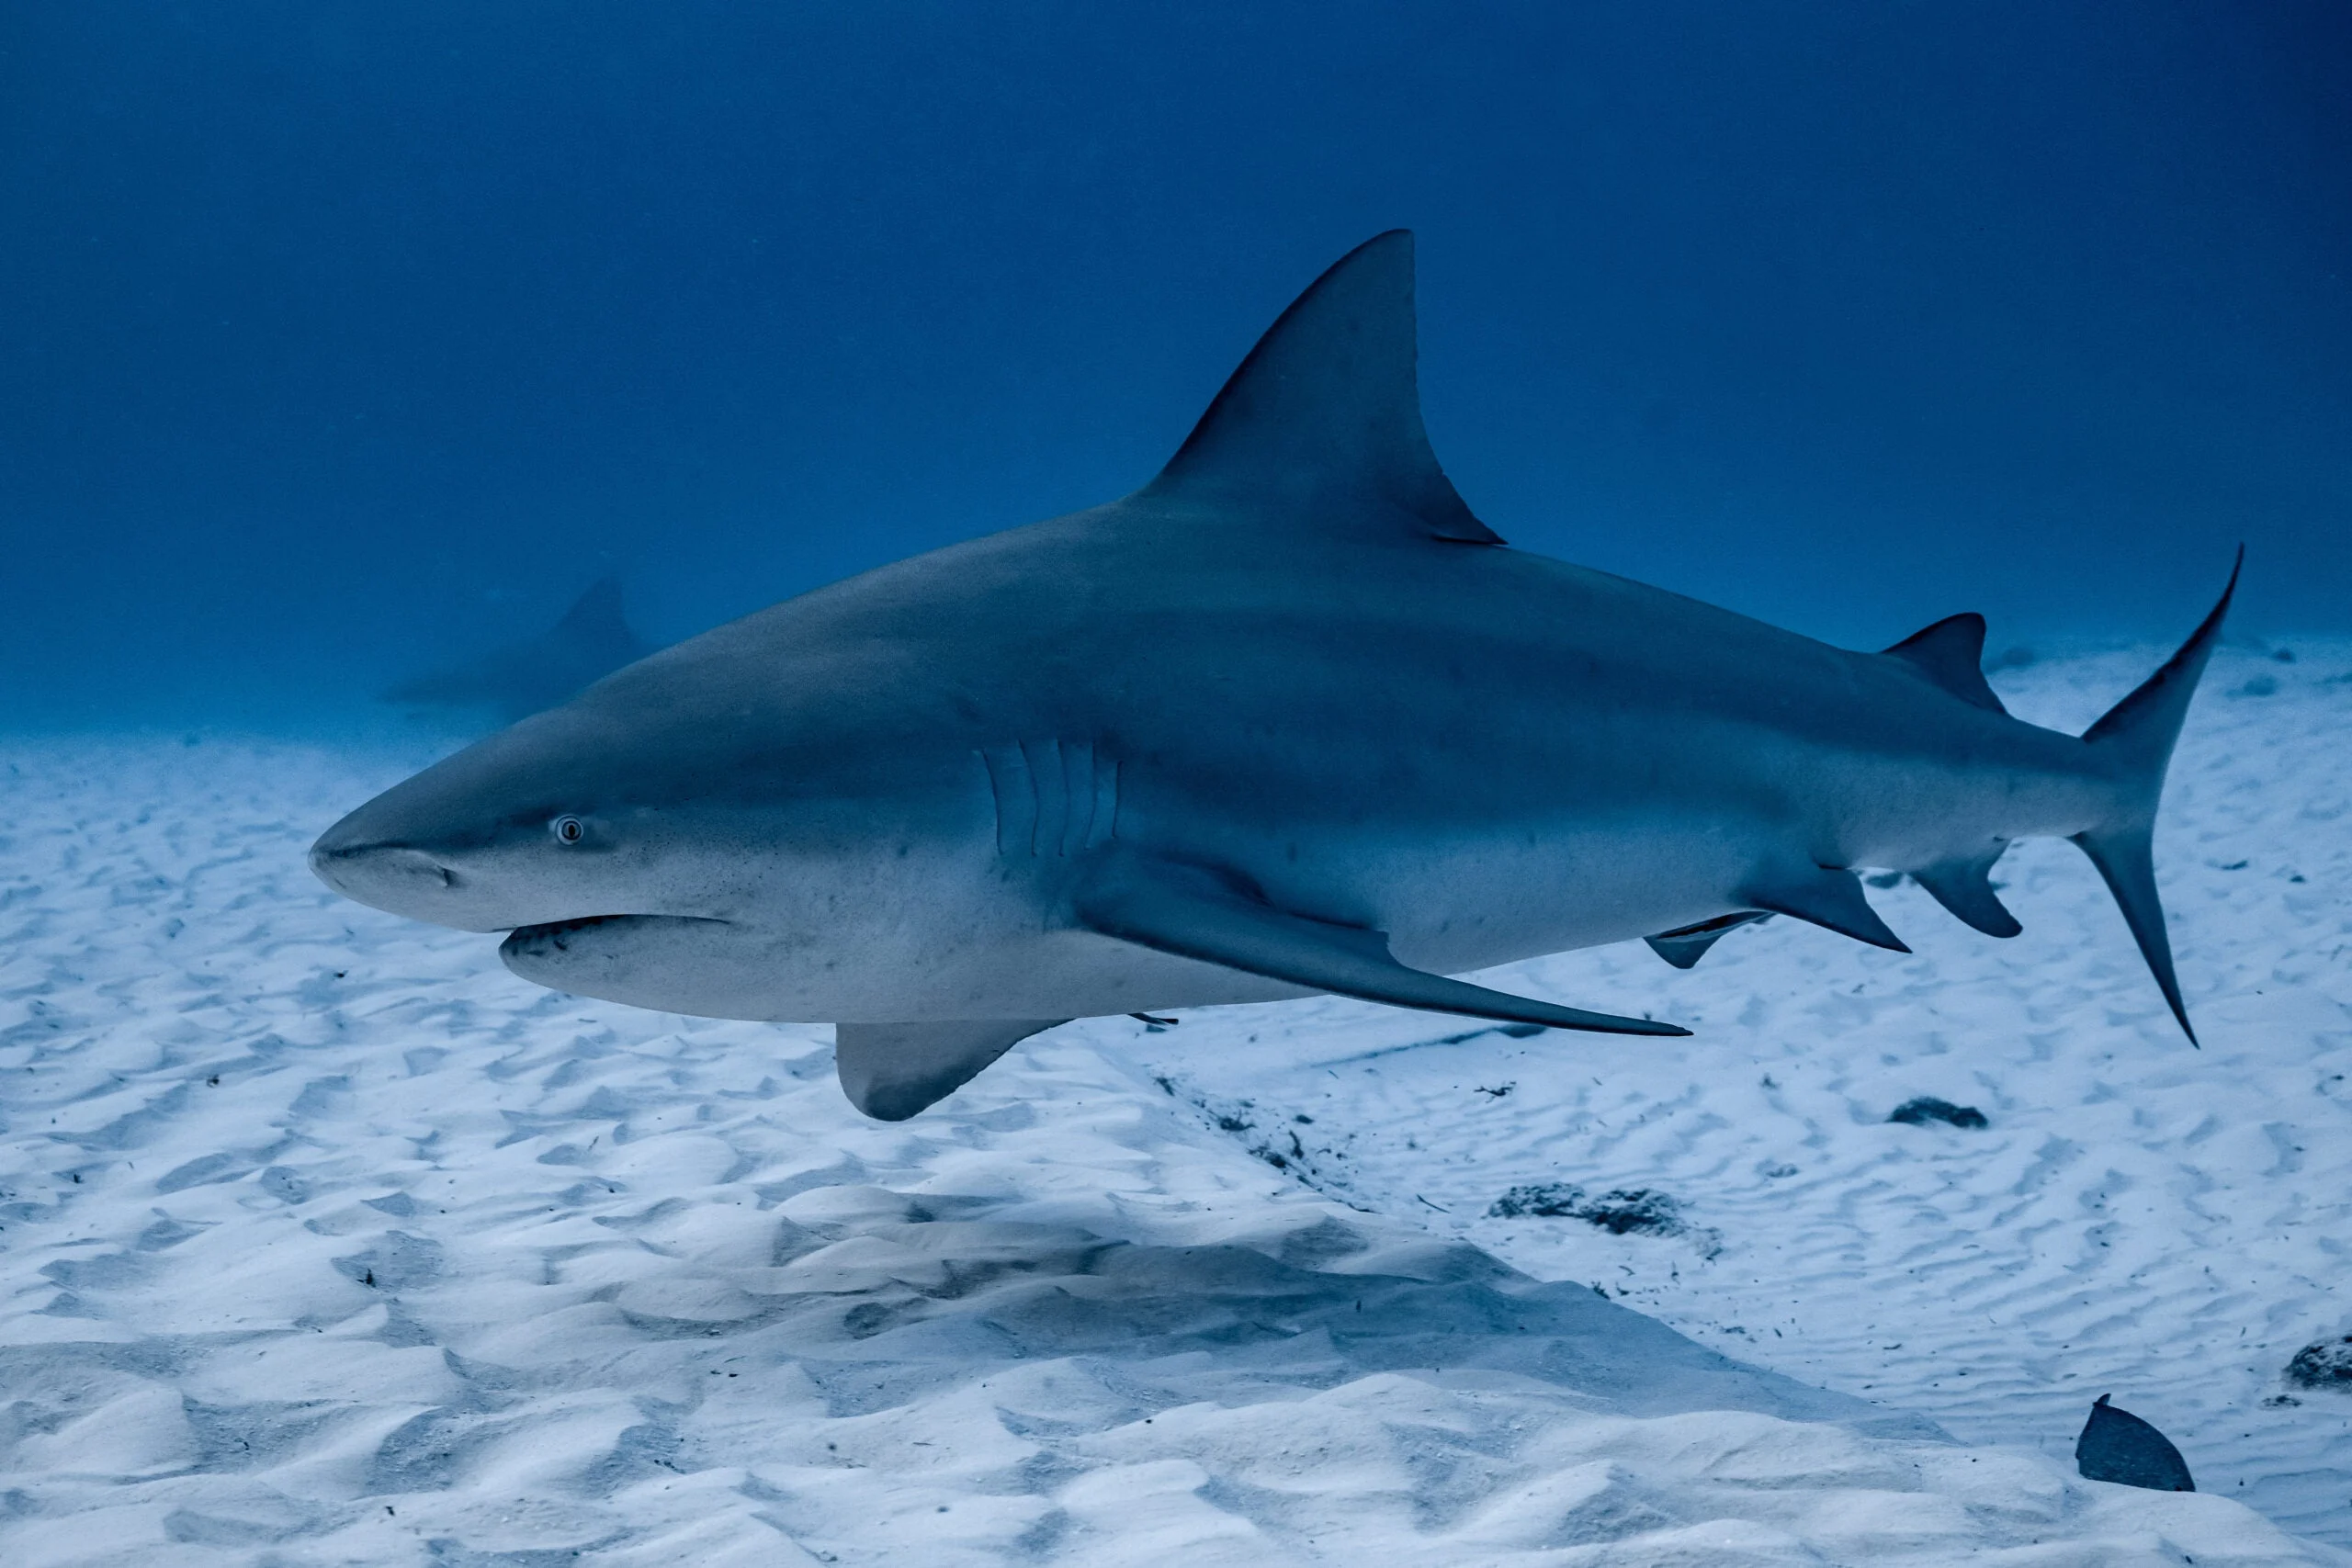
0 643 2346 1565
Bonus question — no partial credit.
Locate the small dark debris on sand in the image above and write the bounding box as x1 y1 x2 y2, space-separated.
2076 1393 2194 1491
2286 1335 2352 1390
1888 1097 1988 1130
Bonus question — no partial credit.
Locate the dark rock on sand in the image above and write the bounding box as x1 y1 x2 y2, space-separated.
2076 1394 2194 1492
2286 1335 2352 1390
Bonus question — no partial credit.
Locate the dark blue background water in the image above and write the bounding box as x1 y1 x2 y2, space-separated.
3 2 2346 728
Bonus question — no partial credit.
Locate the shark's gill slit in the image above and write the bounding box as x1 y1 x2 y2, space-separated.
1060 739 1095 856
1090 754 1120 851
986 739 1117 861
980 745 1036 858
1023 739 1067 857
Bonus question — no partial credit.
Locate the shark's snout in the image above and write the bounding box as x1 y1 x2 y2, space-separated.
309 828 459 910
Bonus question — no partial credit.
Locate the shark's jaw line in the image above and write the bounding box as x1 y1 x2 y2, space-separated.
503 913 730 945
313 229 2234 1122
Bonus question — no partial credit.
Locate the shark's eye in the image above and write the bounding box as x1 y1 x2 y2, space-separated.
551 815 585 845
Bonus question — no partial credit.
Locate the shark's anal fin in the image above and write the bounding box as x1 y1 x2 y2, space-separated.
1075 857 1686 1036
1910 849 2022 938
1738 864 1910 953
1146 231 1503 547
1644 910 1772 969
834 1019 1065 1121
1883 613 2007 715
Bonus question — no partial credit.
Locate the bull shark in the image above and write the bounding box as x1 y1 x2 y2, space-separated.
312 232 2236 1122
382 577 655 723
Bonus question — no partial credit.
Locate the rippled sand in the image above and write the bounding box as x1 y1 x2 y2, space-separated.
0 641 2343 1563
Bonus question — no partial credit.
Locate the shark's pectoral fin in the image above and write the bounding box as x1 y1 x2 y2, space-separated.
1739 864 1911 953
1074 857 1687 1037
1644 910 1772 969
834 1019 1066 1122
1911 849 2023 938
1883 612 2007 715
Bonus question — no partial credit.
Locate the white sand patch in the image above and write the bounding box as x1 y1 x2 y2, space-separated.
0 648 2342 1563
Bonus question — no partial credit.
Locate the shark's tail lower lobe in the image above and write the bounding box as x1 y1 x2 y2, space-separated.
2072 547 2242 1043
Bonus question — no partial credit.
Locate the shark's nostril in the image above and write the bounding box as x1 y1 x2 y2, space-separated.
378 849 453 887
308 841 454 894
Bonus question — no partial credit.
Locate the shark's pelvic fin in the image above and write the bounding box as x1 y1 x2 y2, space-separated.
1883 612 2007 715
1644 910 1772 969
1076 856 1686 1036
2070 547 2243 1044
1739 863 1910 953
1146 231 1503 547
834 1019 1066 1121
1911 849 2022 938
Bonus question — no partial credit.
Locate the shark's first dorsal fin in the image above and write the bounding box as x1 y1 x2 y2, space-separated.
1147 231 1503 546
1883 613 2006 714
554 578 635 648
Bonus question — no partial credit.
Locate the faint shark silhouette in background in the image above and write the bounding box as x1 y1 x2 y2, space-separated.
381 578 656 723
316 232 2235 1123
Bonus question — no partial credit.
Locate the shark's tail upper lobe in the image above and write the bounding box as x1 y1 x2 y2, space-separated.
2071 547 2243 1043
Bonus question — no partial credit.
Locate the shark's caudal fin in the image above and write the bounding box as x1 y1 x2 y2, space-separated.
1147 231 1504 547
2072 548 2243 1043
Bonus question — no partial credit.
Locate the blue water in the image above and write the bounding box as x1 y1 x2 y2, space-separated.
1 1 2346 728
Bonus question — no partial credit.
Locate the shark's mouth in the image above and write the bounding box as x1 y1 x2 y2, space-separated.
499 913 729 962
496 913 746 1014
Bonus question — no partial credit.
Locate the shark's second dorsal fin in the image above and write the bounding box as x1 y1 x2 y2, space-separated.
1883 613 2007 714
1147 231 1503 546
